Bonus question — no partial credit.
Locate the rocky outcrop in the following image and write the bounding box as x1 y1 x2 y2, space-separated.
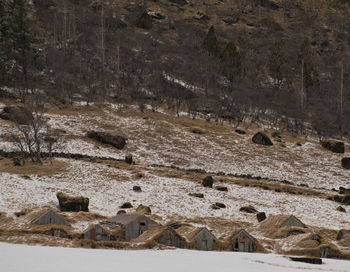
215 186 228 192
133 186 142 192
320 140 344 153
256 212 266 222
120 202 133 209
125 154 133 164
252 132 273 146
56 192 89 212
189 193 204 198
86 131 126 149
240 205 257 213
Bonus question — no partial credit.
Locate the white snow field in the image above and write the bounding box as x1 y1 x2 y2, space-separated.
1 243 350 272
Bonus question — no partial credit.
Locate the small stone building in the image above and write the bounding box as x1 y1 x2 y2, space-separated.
101 214 158 241
134 226 185 248
188 227 217 251
229 230 256 252
33 209 70 226
83 224 111 241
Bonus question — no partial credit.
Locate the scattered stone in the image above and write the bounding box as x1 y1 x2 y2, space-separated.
214 202 226 208
339 187 350 194
202 176 214 188
57 192 89 212
271 132 281 138
136 204 151 215
256 212 266 222
125 154 133 164
296 142 302 146
120 202 133 209
299 183 309 187
215 186 228 192
189 193 204 198
252 132 273 146
86 131 126 149
192 128 204 134
336 230 344 241
320 140 344 153
290 257 322 265
240 205 257 213
336 206 346 213
235 129 246 135
341 158 350 169
133 186 142 192
211 204 221 210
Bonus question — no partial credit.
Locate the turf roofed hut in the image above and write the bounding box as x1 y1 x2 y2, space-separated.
186 227 218 251
228 230 262 253
133 226 186 248
83 224 111 241
33 209 70 226
100 214 158 241
259 215 307 238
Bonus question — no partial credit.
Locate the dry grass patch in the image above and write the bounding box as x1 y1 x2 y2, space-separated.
0 158 68 176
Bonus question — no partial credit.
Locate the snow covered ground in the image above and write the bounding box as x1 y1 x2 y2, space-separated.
1 242 350 272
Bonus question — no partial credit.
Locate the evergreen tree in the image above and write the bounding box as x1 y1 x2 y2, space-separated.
8 0 35 91
268 39 288 87
202 26 220 57
297 38 319 91
220 41 241 80
0 0 12 85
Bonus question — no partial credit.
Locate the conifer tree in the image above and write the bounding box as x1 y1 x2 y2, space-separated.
268 39 288 87
220 41 241 80
202 26 220 56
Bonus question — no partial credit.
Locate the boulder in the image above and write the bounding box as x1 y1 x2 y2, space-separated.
252 132 273 146
56 192 89 212
256 212 266 222
0 106 33 124
86 131 126 149
136 204 151 215
214 202 226 208
120 202 133 209
125 154 133 164
341 158 350 169
133 186 142 192
240 205 257 213
290 257 322 265
189 193 204 198
336 206 346 213
215 186 228 192
235 129 246 135
202 176 214 188
320 140 344 153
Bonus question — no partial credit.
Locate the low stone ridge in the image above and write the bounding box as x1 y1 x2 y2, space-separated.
328 194 350 205
240 205 258 213
339 187 350 194
56 192 89 212
289 257 322 265
341 158 350 169
0 106 33 124
252 132 273 146
256 212 267 222
202 176 214 188
86 131 126 149
189 193 204 198
320 140 344 153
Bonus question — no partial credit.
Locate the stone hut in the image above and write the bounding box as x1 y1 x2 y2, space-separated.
100 214 158 241
229 230 257 252
83 224 111 241
187 227 217 251
134 226 185 248
33 209 70 226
